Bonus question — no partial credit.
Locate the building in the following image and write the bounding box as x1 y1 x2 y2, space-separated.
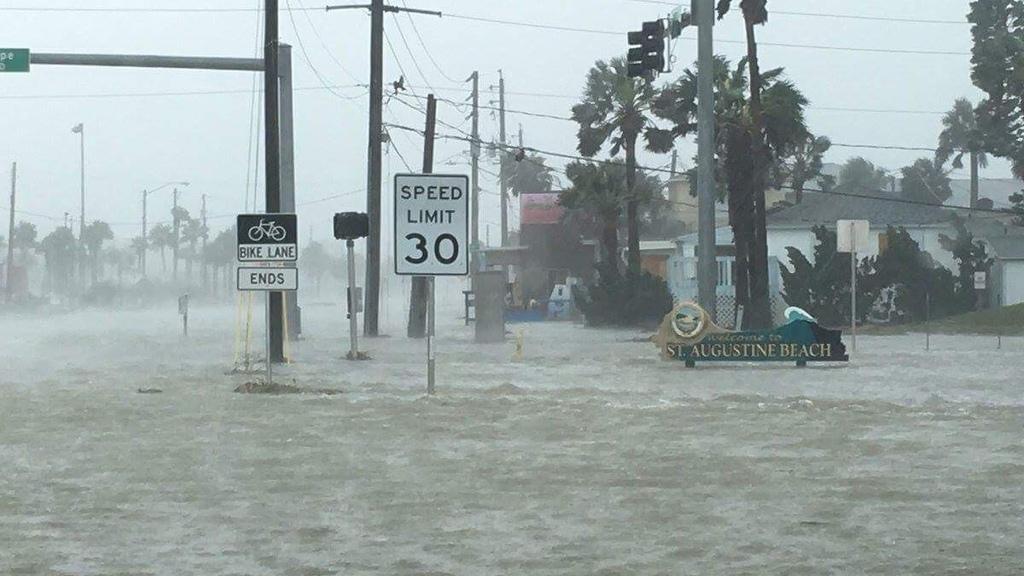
984 236 1024 307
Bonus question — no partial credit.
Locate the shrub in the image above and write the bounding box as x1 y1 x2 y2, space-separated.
573 263 673 327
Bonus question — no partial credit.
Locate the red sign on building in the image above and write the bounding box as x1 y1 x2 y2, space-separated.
520 193 564 225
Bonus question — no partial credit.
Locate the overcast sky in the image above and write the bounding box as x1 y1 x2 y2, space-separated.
1 0 1013 249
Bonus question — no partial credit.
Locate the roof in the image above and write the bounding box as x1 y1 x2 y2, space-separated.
639 240 677 253
675 227 734 247
767 186 955 229
985 236 1024 260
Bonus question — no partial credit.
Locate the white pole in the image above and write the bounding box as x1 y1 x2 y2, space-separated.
851 247 857 353
427 276 436 395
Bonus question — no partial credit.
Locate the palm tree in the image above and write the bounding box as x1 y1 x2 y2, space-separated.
13 221 37 265
936 98 988 209
775 134 831 204
38 227 77 297
149 223 174 274
130 236 148 271
301 241 333 296
901 157 952 205
204 227 236 297
560 161 632 266
571 57 660 276
503 153 557 197
839 157 890 192
651 55 809 329
180 217 204 284
81 220 114 285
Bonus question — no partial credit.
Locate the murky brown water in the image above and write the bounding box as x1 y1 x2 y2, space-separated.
2 304 1022 574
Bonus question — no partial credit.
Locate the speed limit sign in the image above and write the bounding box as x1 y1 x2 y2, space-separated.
394 173 470 276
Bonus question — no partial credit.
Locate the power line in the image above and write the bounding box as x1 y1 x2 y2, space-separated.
285 0 366 101
389 13 435 93
399 0 461 84
292 0 362 84
623 0 969 25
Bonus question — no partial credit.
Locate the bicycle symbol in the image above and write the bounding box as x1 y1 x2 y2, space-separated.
247 218 288 242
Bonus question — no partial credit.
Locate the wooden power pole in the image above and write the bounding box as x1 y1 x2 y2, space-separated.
407 95 437 338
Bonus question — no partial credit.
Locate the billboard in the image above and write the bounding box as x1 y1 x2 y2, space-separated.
520 193 564 225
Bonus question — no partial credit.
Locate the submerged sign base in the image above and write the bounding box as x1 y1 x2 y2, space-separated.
653 303 848 367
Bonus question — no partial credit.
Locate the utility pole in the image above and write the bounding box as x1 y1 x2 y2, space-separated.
172 187 181 282
326 2 441 336
6 162 15 303
201 193 208 293
696 0 717 321
671 149 678 177
265 0 285 362
469 71 480 273
423 94 438 393
408 94 437 338
141 190 148 278
497 70 508 248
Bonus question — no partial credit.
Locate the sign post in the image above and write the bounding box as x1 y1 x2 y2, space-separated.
237 213 298 385
394 173 470 394
178 294 190 337
0 49 30 73
837 219 869 352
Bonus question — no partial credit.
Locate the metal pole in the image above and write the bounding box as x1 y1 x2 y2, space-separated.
925 292 931 351
851 245 857 352
201 193 208 292
427 276 435 395
78 125 85 290
6 162 15 303
265 0 285 361
347 239 359 359
696 0 717 321
363 0 385 337
32 52 263 70
265 291 273 384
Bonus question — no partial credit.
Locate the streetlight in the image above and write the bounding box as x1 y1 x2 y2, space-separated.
141 181 189 278
71 123 84 289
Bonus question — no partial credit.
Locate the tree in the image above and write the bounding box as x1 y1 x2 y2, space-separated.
968 0 1024 178
130 236 148 270
171 205 190 281
779 226 876 326
81 220 114 285
560 161 630 266
12 221 37 265
839 157 889 191
936 97 989 208
861 227 961 323
300 241 333 296
149 223 174 274
774 134 831 204
204 227 236 296
651 55 809 328
1009 189 1024 226
38 227 77 296
502 153 556 197
571 57 661 275
939 216 994 310
900 158 952 205
180 217 204 283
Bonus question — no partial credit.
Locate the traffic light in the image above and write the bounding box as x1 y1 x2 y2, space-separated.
334 212 369 240
627 20 666 78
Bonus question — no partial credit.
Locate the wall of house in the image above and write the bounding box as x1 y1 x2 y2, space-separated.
1000 261 1024 306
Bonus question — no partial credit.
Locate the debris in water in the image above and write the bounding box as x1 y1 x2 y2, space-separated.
136 388 163 394
233 381 343 395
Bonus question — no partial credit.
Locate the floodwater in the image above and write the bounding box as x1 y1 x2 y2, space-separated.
2 301 1022 575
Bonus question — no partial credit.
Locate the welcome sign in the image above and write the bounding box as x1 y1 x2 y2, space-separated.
654 303 848 367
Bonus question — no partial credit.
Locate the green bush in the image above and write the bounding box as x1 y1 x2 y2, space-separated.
573 263 673 327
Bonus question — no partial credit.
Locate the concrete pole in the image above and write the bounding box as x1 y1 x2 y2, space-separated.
201 193 208 292
346 239 359 358
363 0 385 337
278 43 301 339
696 0 718 321
77 124 85 291
264 0 285 361
172 187 180 281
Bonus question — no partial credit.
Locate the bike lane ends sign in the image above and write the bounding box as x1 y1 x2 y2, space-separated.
237 213 298 262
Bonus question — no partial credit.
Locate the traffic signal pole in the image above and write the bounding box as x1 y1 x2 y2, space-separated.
696 0 718 321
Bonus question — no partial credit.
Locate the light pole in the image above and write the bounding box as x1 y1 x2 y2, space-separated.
71 122 85 290
141 181 189 278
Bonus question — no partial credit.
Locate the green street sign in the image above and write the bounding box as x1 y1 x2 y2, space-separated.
0 49 30 73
